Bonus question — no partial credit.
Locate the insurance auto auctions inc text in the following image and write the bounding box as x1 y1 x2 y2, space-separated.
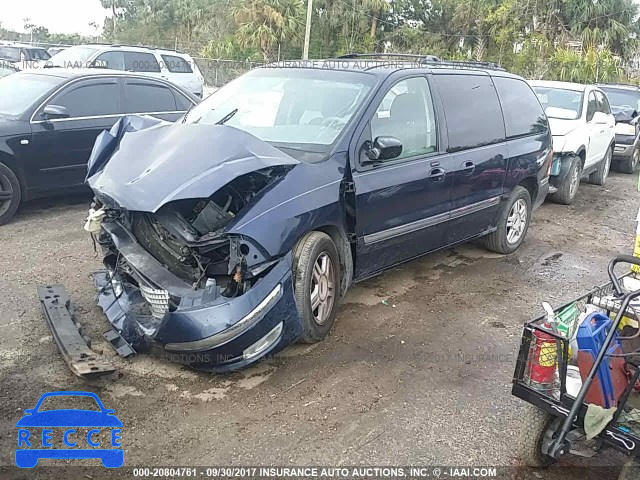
178 466 499 478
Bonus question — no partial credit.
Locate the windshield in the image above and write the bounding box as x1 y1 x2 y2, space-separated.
183 68 375 161
533 87 584 120
600 88 640 114
47 46 99 67
0 73 64 116
26 48 51 61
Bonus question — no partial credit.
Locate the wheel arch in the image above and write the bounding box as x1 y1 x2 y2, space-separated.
0 152 27 199
517 177 538 205
314 225 353 296
575 147 586 168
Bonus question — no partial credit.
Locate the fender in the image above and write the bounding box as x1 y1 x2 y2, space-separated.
553 151 581 184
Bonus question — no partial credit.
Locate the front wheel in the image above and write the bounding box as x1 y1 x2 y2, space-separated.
484 186 532 254
515 404 557 468
293 232 341 344
589 147 612 186
550 155 581 205
619 145 640 174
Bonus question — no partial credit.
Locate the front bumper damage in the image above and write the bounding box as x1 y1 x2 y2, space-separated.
92 224 303 372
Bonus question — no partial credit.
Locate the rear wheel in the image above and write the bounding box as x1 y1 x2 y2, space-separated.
619 145 640 174
515 404 557 468
589 147 612 186
293 232 340 344
0 161 21 226
550 155 581 205
484 186 531 254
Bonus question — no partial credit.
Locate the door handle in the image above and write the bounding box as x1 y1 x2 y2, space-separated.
429 167 446 182
461 161 475 175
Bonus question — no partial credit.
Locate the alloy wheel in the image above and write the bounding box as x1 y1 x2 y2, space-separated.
568 164 580 199
506 198 528 245
633 148 639 169
310 252 336 325
0 173 14 217
603 149 612 180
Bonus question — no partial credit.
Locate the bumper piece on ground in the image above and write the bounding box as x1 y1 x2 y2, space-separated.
37 285 115 378
103 329 136 358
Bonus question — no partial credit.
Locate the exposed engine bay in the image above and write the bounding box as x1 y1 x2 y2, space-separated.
96 166 290 299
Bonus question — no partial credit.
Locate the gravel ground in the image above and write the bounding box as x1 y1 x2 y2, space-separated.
0 173 639 480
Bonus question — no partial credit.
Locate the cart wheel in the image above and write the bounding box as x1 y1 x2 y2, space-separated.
618 457 639 480
515 404 557 467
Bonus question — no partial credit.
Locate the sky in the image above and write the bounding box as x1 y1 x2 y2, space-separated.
2 0 109 36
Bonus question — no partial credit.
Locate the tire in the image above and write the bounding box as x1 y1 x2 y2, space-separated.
0 161 21 226
589 146 613 186
515 404 557 468
550 155 581 205
484 186 532 255
618 457 640 480
618 145 640 174
293 231 341 344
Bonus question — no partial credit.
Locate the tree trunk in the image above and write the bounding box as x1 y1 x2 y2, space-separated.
370 14 378 38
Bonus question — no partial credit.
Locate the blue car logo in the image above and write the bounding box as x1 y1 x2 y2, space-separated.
15 391 123 468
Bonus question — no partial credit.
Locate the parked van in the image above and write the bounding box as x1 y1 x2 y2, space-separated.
83 55 554 371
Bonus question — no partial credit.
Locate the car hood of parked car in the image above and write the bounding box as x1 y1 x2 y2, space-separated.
0 114 29 138
86 115 300 213
547 117 581 137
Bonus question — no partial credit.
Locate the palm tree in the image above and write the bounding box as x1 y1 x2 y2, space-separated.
234 0 304 61
364 0 388 39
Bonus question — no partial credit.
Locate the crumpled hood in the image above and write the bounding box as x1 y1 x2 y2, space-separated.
86 115 299 212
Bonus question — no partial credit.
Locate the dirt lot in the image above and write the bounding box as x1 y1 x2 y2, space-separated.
1 172 638 479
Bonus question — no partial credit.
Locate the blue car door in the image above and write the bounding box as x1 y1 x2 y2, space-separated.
352 75 455 279
431 73 508 244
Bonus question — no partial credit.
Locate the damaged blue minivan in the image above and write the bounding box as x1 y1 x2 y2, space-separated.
86 56 552 371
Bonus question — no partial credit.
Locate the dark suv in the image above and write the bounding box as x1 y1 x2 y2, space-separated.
84 55 552 372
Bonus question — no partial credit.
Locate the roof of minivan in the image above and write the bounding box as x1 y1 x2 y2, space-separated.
528 80 587 92
269 58 523 79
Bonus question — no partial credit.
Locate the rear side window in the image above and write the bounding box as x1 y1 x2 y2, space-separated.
124 52 161 73
586 92 598 121
595 91 611 114
52 81 119 117
161 54 193 73
494 77 548 138
95 51 125 71
124 81 177 113
434 74 505 152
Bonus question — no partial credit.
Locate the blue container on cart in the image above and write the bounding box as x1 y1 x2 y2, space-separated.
576 313 628 408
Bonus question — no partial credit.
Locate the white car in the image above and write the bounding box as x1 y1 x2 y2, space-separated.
42 44 205 97
529 80 615 204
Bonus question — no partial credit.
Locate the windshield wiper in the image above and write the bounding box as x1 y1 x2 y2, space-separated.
215 109 238 125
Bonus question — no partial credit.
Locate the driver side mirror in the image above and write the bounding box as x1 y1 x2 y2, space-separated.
592 111 609 125
41 105 70 120
363 136 403 164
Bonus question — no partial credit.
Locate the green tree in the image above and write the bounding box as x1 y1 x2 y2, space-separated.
234 0 304 61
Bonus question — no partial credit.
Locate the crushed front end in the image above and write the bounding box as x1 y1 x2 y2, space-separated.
85 116 305 371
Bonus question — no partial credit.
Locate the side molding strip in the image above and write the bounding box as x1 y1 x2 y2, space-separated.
364 195 501 245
